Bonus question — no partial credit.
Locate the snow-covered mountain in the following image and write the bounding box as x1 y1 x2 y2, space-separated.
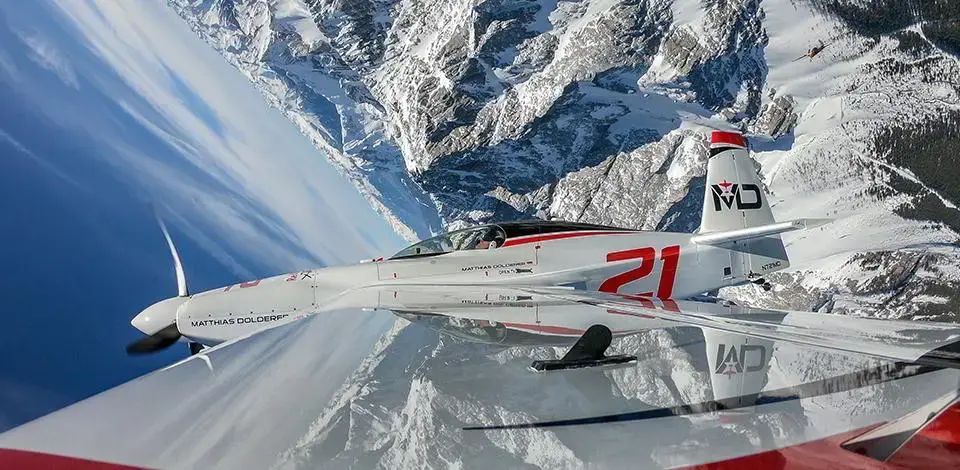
167 0 960 318
163 0 960 466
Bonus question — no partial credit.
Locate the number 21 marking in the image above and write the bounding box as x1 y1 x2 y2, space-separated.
599 245 680 298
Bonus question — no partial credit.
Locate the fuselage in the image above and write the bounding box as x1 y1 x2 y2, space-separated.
370 230 745 296
131 131 802 350
152 228 784 346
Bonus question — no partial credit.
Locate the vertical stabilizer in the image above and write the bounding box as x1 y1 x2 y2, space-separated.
700 131 789 278
700 131 775 232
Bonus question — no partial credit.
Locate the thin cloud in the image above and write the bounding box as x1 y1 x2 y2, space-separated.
33 0 405 273
0 49 18 83
0 128 85 190
17 30 79 89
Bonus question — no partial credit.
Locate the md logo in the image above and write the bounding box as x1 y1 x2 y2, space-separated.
710 180 763 211
715 343 767 377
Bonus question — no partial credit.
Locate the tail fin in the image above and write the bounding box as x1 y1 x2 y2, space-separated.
700 131 774 232
700 131 789 278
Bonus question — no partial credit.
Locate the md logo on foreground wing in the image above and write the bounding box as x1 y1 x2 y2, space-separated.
714 343 768 378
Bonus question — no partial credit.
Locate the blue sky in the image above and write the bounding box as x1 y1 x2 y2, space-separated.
0 1 403 431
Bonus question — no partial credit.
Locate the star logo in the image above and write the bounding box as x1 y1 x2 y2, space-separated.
717 180 733 194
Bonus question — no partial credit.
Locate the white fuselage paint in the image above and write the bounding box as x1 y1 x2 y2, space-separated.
137 229 790 346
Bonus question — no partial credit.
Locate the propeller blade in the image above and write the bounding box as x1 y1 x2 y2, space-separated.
155 211 188 297
126 323 182 355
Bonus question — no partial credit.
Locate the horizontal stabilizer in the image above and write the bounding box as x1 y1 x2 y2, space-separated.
691 218 832 245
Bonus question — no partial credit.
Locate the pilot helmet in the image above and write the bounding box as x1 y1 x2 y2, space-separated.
480 228 505 248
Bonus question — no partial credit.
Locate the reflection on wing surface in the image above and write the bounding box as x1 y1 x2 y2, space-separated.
3 285 960 468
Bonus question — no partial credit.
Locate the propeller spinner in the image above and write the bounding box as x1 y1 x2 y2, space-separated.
126 212 190 355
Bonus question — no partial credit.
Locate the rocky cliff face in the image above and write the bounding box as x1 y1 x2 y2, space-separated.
168 0 960 319
166 0 960 466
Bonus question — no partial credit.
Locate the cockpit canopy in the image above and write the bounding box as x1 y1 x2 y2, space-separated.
389 220 635 260
391 225 507 259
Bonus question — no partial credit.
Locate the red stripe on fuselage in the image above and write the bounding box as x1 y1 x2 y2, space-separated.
502 231 636 247
502 323 586 336
502 322 644 336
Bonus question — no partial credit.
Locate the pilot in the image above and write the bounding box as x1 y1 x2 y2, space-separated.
475 229 504 250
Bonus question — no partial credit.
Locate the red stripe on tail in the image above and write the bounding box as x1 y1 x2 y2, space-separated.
710 131 747 149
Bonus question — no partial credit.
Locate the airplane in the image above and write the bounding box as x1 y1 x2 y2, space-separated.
128 130 832 359
792 40 832 61
3 130 960 469
124 130 959 369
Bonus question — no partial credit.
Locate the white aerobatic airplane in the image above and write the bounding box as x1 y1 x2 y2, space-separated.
2 130 960 469
130 130 824 354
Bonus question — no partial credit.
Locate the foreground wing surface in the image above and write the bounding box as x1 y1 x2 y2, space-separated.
0 309 397 469
2 285 960 469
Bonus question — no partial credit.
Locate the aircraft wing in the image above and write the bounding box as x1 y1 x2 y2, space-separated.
358 284 960 368
2 285 960 469
515 286 960 369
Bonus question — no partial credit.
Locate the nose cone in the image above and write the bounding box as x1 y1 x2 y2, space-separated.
131 297 189 335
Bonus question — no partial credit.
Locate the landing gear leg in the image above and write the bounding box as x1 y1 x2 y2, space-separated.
751 277 773 292
530 325 637 372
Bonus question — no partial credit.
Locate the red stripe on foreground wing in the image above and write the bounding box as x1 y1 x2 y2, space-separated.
0 448 146 470
678 426 884 469
915 398 960 445
889 399 960 469
684 404 960 470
